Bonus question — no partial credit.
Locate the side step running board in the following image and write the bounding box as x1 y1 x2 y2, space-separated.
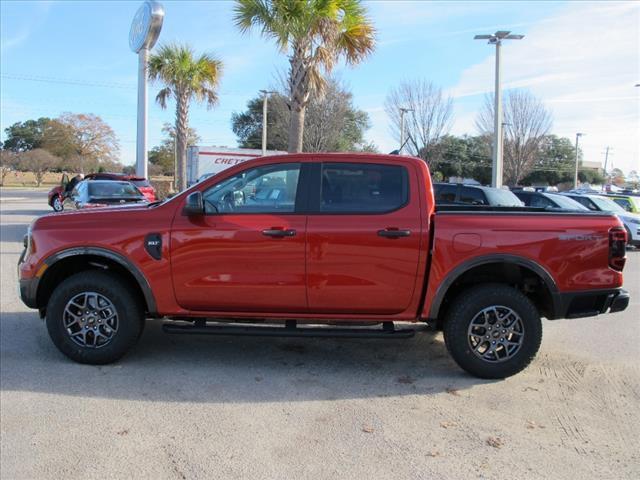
162 320 415 339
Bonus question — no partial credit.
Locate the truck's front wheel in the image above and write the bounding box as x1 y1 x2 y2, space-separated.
443 284 542 379
46 271 144 364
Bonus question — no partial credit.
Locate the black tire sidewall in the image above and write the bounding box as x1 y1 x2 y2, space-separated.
444 284 542 379
52 196 63 212
46 271 143 364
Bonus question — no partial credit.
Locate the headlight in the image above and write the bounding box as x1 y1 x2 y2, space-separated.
625 217 640 225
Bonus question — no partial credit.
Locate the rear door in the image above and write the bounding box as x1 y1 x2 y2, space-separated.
306 161 423 315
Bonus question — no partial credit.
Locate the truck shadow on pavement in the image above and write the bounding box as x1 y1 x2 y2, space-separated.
0 313 491 403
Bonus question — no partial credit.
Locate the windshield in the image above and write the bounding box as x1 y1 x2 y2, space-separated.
591 196 626 213
548 194 588 210
88 182 142 198
484 189 523 206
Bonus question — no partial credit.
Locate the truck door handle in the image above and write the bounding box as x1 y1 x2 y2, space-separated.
262 228 296 238
377 228 411 238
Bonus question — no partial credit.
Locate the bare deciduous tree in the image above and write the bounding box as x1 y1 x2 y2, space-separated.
476 90 552 185
385 80 453 162
17 149 60 186
58 113 120 174
0 150 19 186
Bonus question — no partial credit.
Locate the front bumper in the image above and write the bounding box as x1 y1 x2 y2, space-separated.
552 288 629 319
18 244 39 309
19 277 39 309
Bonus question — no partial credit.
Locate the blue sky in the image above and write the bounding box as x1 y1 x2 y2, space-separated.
1 1 638 173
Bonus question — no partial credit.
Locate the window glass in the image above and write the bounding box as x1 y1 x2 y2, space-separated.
570 196 598 210
612 198 632 212
590 196 626 213
130 179 151 188
547 194 588 210
88 182 141 198
484 188 523 206
203 163 300 214
460 186 487 205
529 195 553 208
434 183 457 203
320 163 408 213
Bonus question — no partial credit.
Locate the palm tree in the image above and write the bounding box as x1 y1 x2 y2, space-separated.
148 44 222 190
234 0 375 153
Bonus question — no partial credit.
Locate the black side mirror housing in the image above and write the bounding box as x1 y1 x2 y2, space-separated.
183 191 204 216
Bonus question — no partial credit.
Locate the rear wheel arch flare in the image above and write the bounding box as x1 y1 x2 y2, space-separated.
430 255 559 321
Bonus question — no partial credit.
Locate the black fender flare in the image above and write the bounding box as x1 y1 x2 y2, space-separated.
428 254 560 320
40 247 157 315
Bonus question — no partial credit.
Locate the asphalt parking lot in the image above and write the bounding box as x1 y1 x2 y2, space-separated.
1 187 639 480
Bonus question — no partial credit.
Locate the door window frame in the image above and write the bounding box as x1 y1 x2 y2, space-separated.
305 162 411 215
199 162 311 215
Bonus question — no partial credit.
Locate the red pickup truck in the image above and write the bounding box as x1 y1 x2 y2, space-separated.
19 154 629 378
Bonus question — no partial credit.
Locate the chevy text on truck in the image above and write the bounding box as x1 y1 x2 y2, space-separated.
19 154 629 378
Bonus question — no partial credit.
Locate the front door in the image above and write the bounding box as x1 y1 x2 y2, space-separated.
170 162 307 313
306 161 423 315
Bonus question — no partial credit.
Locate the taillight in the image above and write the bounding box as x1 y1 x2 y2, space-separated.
609 227 627 271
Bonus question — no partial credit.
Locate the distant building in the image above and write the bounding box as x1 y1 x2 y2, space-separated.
581 160 603 175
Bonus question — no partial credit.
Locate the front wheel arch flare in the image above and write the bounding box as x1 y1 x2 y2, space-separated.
36 249 157 316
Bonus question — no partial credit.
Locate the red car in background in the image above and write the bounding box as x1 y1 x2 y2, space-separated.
48 172 157 211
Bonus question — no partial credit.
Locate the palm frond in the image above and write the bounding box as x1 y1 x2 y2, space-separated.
155 87 172 109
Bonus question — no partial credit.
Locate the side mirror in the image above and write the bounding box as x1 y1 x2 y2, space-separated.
183 191 204 216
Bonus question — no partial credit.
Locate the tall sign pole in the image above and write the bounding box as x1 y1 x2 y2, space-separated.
493 40 503 188
474 31 524 187
130 1 164 178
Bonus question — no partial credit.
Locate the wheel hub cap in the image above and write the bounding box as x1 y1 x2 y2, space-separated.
467 305 525 363
63 292 118 348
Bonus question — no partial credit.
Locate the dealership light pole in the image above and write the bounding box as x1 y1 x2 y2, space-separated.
574 132 585 189
259 90 276 156
399 107 413 155
130 1 164 178
474 31 524 188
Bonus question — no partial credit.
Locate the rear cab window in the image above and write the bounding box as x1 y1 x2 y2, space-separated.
320 163 408 213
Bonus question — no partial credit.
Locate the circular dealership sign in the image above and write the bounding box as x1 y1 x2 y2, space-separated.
129 1 164 53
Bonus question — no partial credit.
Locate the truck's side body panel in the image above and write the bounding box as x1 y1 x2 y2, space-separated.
421 211 624 319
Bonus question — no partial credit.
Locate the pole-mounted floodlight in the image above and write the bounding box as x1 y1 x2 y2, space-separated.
474 31 524 188
259 90 277 156
130 1 164 178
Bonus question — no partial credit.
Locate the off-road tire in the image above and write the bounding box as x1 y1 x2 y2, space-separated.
46 271 144 364
443 283 542 379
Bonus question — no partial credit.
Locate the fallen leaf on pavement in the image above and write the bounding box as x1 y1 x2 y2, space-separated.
362 425 374 433
427 450 440 457
440 421 458 429
526 420 545 429
486 436 504 448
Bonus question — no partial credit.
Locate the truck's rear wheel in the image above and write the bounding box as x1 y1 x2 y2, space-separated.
46 271 144 364
443 284 542 379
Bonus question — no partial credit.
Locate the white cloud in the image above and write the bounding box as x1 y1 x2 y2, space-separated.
450 1 640 173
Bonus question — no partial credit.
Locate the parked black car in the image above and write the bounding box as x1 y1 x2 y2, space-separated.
514 191 588 211
433 183 523 207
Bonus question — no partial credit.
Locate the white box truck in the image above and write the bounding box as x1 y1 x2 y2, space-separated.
186 146 286 186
